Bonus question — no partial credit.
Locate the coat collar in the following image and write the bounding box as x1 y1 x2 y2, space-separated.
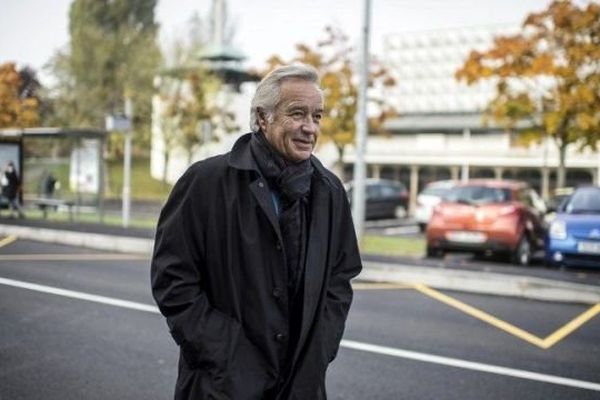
228 132 334 186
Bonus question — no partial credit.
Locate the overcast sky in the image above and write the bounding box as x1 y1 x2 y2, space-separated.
1 0 557 84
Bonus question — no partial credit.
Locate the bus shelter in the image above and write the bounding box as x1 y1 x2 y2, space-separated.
0 127 107 222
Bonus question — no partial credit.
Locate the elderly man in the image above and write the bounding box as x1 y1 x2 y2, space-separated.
151 64 362 399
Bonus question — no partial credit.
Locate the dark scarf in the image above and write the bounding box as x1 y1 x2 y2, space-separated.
249 131 313 294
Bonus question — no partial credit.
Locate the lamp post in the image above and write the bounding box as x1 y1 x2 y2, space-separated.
122 97 133 228
352 0 371 241
105 98 133 228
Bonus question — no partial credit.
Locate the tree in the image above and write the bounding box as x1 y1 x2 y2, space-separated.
265 26 396 175
456 0 600 188
155 13 229 183
0 62 40 128
46 0 162 154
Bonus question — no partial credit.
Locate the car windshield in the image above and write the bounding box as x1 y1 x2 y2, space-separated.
445 186 511 205
422 186 451 197
564 187 600 214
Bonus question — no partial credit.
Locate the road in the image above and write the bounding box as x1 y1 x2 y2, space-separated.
1 238 599 399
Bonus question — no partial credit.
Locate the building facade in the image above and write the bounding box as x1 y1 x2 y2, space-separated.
341 25 599 213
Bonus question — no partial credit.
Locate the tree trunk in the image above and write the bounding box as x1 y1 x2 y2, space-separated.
162 150 170 188
557 141 567 188
331 144 345 180
187 148 194 168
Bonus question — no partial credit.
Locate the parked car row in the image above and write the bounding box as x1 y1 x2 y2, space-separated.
345 179 409 220
424 179 600 268
344 177 599 268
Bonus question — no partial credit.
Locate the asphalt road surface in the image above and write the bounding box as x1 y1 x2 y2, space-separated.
1 238 599 400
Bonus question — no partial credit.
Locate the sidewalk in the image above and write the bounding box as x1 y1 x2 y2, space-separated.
1 218 599 304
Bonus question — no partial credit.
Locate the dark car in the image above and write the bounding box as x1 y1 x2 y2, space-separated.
426 179 548 265
546 186 600 268
345 179 409 220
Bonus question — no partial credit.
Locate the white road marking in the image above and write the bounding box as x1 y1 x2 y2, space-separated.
1 276 599 392
341 340 600 392
0 277 159 314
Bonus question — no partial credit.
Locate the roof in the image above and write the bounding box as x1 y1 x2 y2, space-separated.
0 127 107 139
456 179 529 189
384 112 534 133
199 45 246 61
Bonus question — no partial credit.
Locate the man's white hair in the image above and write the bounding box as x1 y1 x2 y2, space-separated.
249 64 322 132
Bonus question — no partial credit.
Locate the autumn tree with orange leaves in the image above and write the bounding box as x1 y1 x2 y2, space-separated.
456 0 600 188
0 62 40 128
264 26 395 175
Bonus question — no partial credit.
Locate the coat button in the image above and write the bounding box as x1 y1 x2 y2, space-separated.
275 333 286 343
276 242 282 251
258 181 264 188
272 287 282 298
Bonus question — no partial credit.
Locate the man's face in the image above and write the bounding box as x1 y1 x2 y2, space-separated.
259 79 324 163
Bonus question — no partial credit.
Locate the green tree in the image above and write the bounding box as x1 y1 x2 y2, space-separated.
154 12 230 182
265 26 396 175
46 0 162 154
456 0 600 187
0 62 40 128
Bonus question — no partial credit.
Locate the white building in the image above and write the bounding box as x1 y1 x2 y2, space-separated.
341 25 600 213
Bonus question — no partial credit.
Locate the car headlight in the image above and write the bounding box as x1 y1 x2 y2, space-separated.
549 220 567 240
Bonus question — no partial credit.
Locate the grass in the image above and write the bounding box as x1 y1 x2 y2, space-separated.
362 235 426 258
106 158 172 200
23 157 172 202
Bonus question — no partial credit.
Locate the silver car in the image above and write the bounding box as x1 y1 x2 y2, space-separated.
415 180 457 232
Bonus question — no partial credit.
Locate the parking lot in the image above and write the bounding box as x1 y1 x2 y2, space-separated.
1 237 599 399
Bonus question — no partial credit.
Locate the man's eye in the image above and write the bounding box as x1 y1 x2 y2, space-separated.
291 112 304 118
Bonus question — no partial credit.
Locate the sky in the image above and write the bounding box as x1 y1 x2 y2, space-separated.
0 0 558 84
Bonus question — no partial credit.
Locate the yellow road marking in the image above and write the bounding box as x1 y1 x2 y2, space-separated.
353 282 413 290
0 235 18 248
541 303 600 349
414 284 547 348
414 284 600 349
0 253 150 261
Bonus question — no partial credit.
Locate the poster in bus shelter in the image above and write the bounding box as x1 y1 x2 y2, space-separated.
0 143 21 175
69 139 99 194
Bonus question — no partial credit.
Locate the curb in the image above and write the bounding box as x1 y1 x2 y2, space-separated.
360 262 600 305
0 224 153 255
1 223 598 304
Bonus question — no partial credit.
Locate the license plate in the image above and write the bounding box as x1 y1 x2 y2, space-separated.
446 231 487 243
577 241 600 254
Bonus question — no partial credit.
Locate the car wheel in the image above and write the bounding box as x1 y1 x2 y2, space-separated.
426 245 443 259
511 236 531 266
394 206 407 219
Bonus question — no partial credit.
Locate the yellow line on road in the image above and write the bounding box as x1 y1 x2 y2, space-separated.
0 253 150 261
413 284 547 348
541 303 600 349
353 282 413 290
0 235 17 248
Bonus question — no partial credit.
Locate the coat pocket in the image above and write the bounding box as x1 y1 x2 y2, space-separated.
223 332 272 399
171 308 242 376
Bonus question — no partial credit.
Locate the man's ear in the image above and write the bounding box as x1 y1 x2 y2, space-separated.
257 109 268 131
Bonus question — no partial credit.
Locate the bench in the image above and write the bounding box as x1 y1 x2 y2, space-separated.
31 198 76 221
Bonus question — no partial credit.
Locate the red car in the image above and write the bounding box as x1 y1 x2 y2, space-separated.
426 180 548 265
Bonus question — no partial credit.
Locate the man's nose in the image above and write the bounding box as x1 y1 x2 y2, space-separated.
301 118 318 134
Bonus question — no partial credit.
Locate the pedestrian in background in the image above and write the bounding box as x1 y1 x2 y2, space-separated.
40 170 57 198
151 64 362 399
1 161 25 218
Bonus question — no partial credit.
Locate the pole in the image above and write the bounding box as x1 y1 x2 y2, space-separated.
123 97 133 228
352 0 371 241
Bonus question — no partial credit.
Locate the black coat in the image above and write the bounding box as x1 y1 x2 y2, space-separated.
151 133 362 400
2 170 20 200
